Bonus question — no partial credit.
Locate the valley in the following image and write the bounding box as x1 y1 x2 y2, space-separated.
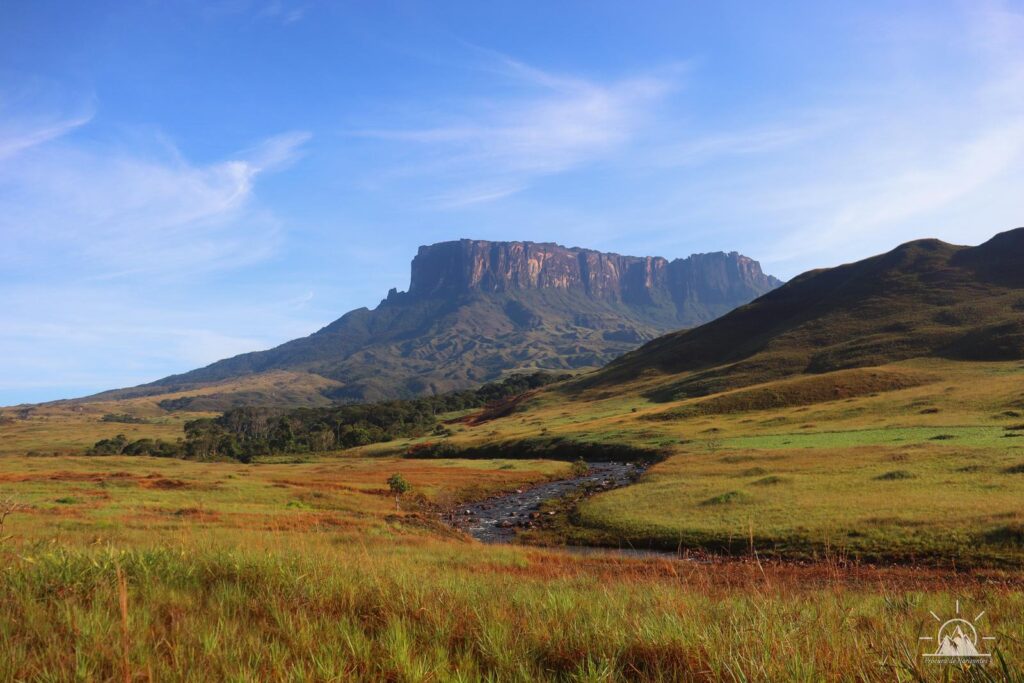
3 230 1024 679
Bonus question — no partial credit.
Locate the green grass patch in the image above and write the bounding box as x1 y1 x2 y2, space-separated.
571 443 1024 566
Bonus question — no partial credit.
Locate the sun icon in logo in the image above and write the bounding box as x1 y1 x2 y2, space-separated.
920 600 994 666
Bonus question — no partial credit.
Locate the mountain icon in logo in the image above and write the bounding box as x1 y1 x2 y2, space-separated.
921 601 994 666
934 625 981 657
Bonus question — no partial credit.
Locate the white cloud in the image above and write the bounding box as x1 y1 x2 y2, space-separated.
0 104 314 402
0 81 96 160
354 57 677 205
428 182 526 209
0 120 310 278
584 1 1024 279
0 112 93 161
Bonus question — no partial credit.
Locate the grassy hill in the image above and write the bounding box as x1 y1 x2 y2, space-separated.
582 228 1024 401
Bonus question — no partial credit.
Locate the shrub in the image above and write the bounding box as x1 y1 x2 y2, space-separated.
570 459 590 477
387 474 412 511
874 470 916 481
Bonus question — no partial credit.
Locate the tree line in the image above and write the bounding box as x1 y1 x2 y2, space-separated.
89 372 568 462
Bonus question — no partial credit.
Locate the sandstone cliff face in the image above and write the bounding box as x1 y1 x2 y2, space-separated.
407 239 780 311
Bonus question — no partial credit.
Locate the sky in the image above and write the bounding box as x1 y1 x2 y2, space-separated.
2 1 1023 405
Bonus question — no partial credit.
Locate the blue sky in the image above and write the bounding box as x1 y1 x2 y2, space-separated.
2 1 1023 405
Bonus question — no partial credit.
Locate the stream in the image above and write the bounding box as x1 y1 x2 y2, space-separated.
445 461 644 544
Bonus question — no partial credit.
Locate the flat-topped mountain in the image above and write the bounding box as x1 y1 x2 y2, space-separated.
582 228 1024 401
89 239 780 409
407 240 776 307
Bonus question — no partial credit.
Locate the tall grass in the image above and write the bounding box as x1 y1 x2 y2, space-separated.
0 542 1020 681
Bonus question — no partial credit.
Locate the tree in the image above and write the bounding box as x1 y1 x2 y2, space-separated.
387 474 411 511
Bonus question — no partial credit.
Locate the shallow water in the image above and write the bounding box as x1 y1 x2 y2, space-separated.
445 461 642 543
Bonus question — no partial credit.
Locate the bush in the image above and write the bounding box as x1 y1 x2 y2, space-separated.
874 470 916 480
100 413 148 424
570 459 589 477
387 474 412 511
88 435 182 458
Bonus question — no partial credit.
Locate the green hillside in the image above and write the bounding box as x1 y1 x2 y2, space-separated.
583 228 1024 401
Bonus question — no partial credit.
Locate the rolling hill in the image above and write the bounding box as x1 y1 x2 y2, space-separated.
84 239 780 410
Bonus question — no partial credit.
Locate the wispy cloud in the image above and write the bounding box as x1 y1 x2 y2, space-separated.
0 101 314 402
0 118 310 278
428 182 526 209
647 117 841 168
748 2 1024 269
255 1 308 25
566 1 1024 278
0 82 95 160
354 56 679 206
201 0 308 25
0 112 93 161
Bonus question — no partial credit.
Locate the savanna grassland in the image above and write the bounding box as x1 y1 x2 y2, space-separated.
2 358 1024 679
0 452 1022 681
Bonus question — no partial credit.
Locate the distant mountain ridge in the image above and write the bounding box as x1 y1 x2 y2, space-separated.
86 239 780 409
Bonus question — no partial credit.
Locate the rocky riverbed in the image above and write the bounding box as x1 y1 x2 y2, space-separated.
446 461 644 543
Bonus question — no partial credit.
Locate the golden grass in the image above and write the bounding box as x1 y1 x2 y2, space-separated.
0 454 569 547
0 404 204 456
0 452 1021 681
2 542 1022 681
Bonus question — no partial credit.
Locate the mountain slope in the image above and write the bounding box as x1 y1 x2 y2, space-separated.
90 239 781 408
580 228 1024 401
